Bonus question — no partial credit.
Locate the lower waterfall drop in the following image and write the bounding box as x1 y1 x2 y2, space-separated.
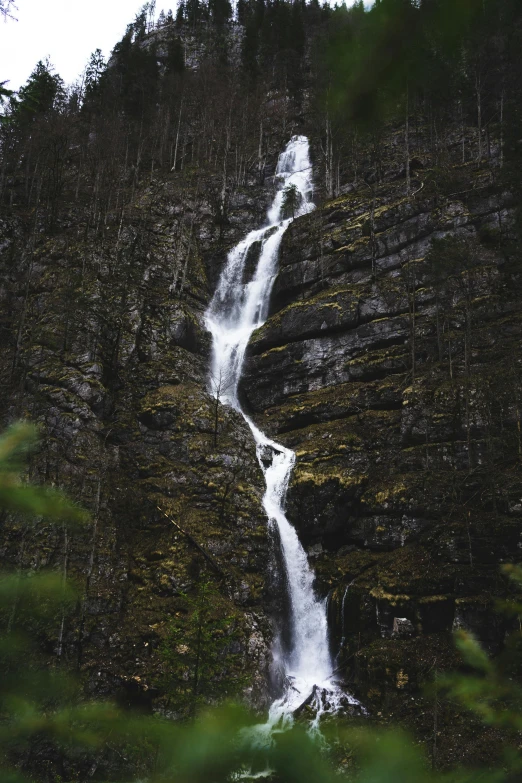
205 136 357 734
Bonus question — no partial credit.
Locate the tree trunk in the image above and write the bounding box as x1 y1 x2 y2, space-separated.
500 90 504 169
435 295 442 362
192 621 203 715
258 119 265 184
76 478 101 669
405 87 411 196
476 72 483 162
56 523 69 658
460 100 466 163
172 100 183 172
370 187 376 280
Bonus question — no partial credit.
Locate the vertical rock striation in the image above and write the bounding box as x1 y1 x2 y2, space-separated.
0 177 275 710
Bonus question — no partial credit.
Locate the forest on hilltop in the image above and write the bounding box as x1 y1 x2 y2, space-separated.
1 0 521 230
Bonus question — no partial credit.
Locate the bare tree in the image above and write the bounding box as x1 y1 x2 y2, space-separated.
209 366 236 447
0 0 17 21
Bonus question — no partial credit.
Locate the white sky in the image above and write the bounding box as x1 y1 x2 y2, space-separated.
0 0 146 92
0 0 363 94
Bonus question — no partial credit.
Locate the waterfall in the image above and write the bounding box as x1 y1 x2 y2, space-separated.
205 136 356 734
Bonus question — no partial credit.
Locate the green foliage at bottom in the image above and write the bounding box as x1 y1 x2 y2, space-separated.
160 577 249 718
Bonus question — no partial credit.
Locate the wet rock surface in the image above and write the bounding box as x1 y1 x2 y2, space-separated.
241 162 522 758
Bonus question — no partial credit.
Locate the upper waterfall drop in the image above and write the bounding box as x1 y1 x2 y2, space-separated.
205 136 356 731
206 135 315 409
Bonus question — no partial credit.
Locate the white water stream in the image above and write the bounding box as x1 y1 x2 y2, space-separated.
205 136 355 735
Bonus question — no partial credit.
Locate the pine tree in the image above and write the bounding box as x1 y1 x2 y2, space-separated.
209 0 232 26
242 18 259 82
12 59 65 126
84 49 106 100
133 4 148 40
161 577 247 717
165 35 185 75
236 0 248 24
111 31 160 118
281 183 300 218
186 0 202 28
0 80 13 108
175 1 185 26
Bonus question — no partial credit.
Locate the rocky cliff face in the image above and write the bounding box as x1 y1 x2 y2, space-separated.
2 117 522 763
241 155 522 763
0 171 278 710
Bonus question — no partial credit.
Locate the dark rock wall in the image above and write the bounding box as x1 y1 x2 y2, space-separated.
241 157 522 762
2 112 522 763
0 174 276 709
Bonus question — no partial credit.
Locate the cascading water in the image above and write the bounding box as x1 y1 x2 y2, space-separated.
205 136 357 735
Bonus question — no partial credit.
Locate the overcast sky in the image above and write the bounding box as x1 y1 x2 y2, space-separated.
0 0 148 92
0 0 363 94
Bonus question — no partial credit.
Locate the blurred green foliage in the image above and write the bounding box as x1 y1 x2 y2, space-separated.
320 0 518 125
0 422 88 523
437 567 522 738
160 577 249 719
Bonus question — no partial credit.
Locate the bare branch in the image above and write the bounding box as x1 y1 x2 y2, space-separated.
0 0 18 21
